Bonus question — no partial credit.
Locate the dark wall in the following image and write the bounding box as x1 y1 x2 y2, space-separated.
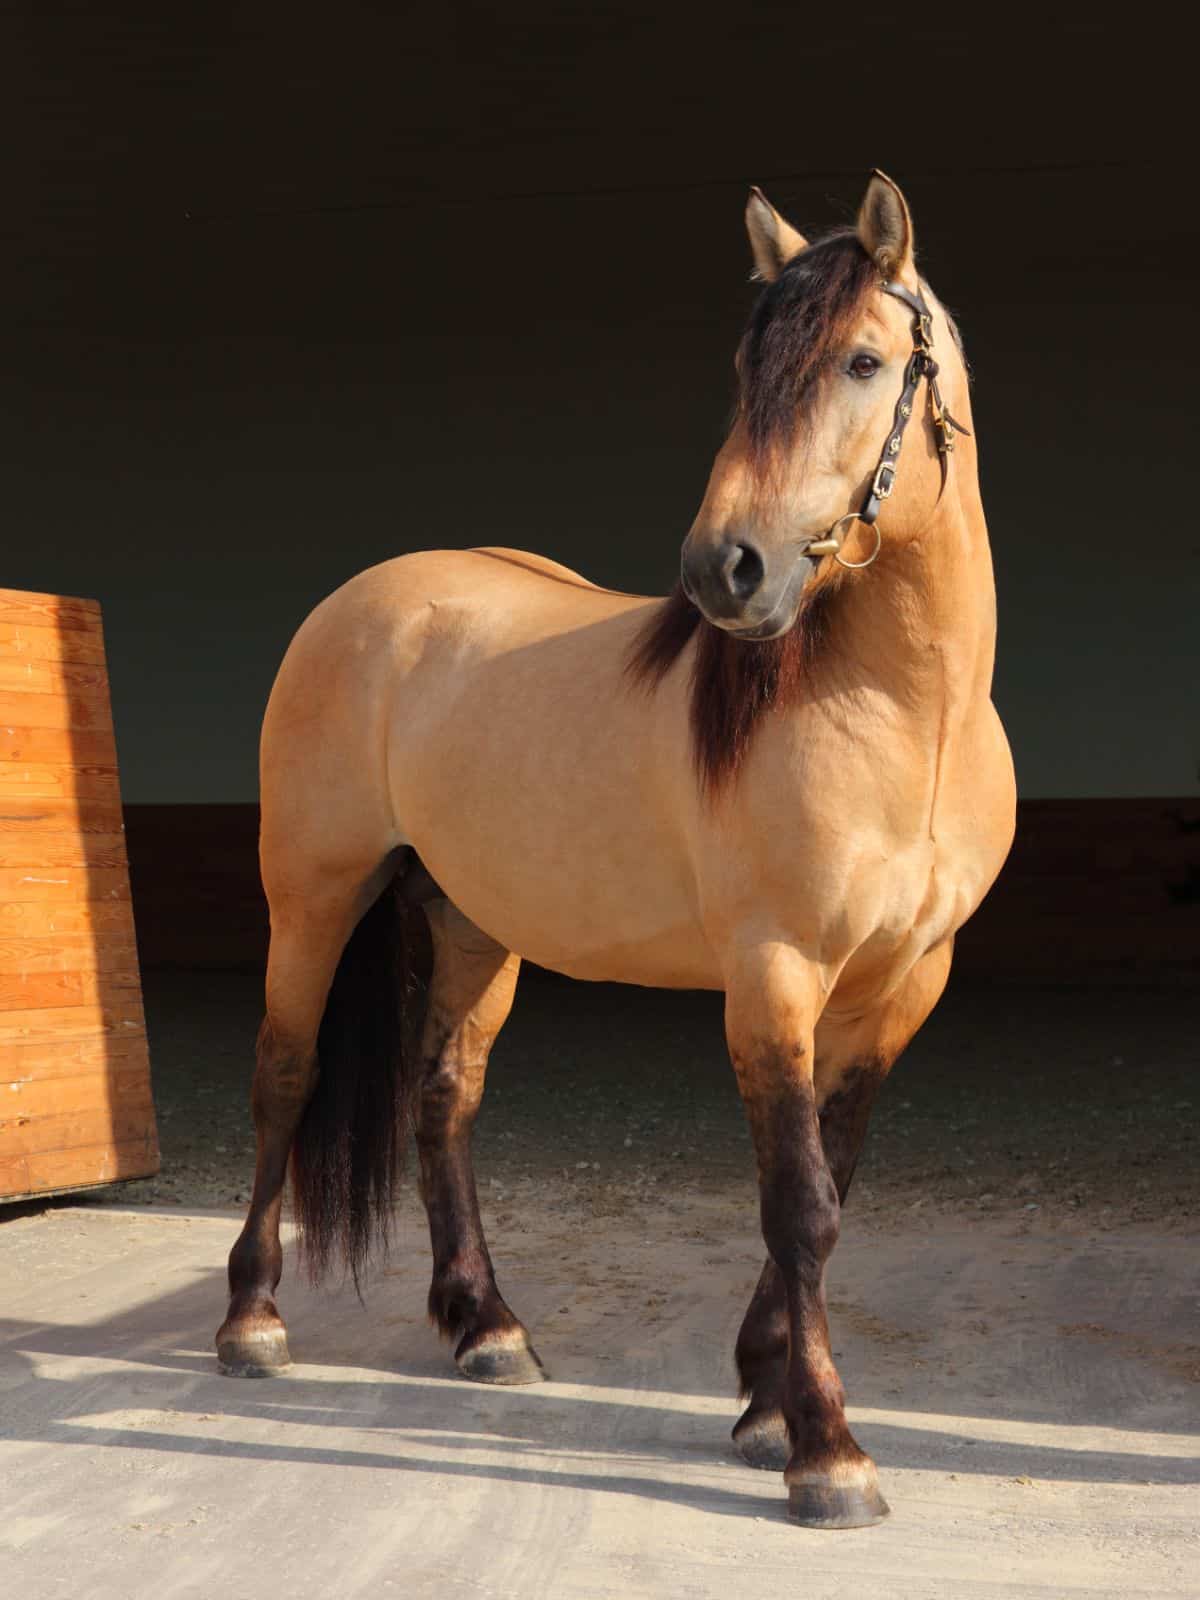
4 8 1195 800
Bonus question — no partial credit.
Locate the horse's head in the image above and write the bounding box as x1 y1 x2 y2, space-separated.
681 171 970 640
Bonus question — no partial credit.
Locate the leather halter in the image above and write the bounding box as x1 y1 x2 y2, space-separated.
805 281 970 569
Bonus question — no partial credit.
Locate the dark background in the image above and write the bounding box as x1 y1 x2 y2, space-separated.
4 6 1194 801
2 5 1196 978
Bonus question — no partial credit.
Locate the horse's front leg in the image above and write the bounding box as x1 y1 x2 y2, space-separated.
732 942 954 1483
725 945 888 1529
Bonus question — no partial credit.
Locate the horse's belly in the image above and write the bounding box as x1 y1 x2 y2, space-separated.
405 785 720 988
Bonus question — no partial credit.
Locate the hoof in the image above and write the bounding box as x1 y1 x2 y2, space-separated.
455 1331 546 1386
732 1408 790 1471
787 1480 890 1530
216 1323 293 1378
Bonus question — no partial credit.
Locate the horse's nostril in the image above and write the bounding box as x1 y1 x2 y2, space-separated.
722 541 766 601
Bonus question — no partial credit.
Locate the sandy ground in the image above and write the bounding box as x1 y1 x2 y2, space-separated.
1 1198 1197 1599
2 974 1197 1596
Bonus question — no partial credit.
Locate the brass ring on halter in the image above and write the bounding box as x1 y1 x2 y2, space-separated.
807 514 883 569
830 514 882 570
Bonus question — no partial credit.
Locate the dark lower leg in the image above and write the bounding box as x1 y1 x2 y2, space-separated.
417 906 539 1383
417 1094 542 1383
754 1077 885 1525
216 1020 317 1374
734 1064 883 1465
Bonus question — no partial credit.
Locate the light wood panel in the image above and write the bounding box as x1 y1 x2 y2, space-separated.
0 688 117 731
0 588 157 1201
0 620 108 666
0 798 127 834
0 726 119 766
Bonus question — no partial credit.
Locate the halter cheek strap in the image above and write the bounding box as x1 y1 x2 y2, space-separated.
806 281 970 568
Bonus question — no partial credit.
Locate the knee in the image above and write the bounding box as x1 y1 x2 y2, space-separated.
761 1164 840 1274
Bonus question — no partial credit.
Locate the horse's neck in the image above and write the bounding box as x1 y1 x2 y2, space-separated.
825 490 997 728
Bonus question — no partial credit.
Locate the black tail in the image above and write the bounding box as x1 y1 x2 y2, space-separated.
290 880 427 1290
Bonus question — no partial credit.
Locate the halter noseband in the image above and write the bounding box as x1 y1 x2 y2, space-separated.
805 281 970 569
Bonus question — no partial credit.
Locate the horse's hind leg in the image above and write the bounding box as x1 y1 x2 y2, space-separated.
732 940 954 1475
418 897 542 1384
216 871 378 1376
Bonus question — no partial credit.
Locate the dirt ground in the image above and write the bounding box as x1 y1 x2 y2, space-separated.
108 970 1198 1232
2 1199 1197 1598
2 974 1198 1597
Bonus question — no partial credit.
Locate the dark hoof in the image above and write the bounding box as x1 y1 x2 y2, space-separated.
455 1332 547 1386
787 1481 890 1530
216 1323 293 1378
732 1408 790 1471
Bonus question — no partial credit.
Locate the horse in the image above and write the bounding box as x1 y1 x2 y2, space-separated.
215 170 1016 1529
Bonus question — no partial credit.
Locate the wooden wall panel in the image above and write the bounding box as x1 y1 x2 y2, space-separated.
0 587 158 1201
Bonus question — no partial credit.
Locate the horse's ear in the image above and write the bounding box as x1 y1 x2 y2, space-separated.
745 187 808 282
856 170 916 282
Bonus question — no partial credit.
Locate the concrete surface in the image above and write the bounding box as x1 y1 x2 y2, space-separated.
1 1197 1197 1599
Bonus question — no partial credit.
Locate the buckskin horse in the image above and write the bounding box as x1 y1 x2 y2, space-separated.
216 170 1016 1528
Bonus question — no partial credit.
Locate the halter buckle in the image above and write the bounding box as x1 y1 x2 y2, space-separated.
871 461 896 501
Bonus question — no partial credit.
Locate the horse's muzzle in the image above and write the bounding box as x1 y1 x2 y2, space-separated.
681 536 812 640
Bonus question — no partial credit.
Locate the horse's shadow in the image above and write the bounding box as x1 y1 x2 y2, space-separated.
2 1239 1196 1514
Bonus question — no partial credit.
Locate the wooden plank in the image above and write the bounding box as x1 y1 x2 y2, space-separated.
0 934 139 974
1 1066 154 1115
0 798 126 835
0 767 122 802
0 1138 160 1199
0 832 129 871
0 688 116 732
1 1033 151 1082
0 900 137 937
0 726 118 767
0 968 144 1013
0 620 108 667
0 656 113 697
0 866 130 902
0 590 101 634
0 1001 146 1047
0 1103 158 1155
0 590 157 1202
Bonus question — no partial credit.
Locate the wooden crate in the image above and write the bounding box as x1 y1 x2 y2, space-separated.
0 588 158 1200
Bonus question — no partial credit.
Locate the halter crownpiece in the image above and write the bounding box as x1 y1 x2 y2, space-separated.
805 281 970 569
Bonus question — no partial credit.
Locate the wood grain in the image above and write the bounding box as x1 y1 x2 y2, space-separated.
0 590 157 1199
0 798 127 834
1 1064 153 1116
0 934 139 973
0 899 136 937
0 589 101 633
0 1001 146 1047
0 726 118 767
0 832 129 870
0 866 130 902
0 1139 160 1199
0 688 117 732
0 655 113 697
0 619 108 666
2 1032 152 1082
0 967 143 1013
0 1103 158 1156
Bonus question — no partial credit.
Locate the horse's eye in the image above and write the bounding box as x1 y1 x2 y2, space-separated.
848 353 881 380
